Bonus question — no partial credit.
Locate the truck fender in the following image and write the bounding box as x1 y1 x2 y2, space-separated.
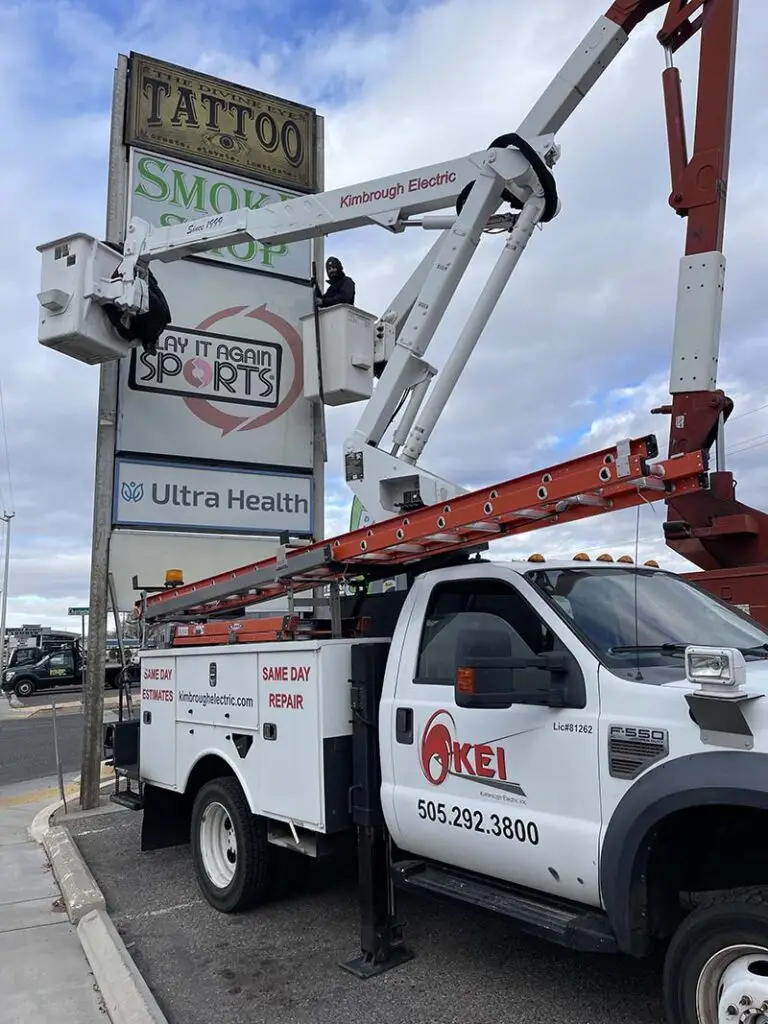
600 751 768 956
179 747 258 815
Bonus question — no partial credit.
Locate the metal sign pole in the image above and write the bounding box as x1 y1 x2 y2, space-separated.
51 699 68 815
81 55 129 811
0 513 14 674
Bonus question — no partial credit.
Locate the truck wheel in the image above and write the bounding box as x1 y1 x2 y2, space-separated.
14 679 34 698
663 891 768 1024
191 777 275 913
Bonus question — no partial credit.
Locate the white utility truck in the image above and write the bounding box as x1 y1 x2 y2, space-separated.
35 2 768 1022
113 513 768 1024
105 435 768 1024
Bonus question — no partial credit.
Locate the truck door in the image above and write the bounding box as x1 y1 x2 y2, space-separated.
385 571 602 906
46 648 76 686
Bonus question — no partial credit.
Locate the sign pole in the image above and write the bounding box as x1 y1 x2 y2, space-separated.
0 513 14 673
81 55 129 812
311 116 327 616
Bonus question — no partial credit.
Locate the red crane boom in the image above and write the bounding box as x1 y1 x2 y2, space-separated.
605 3 768 620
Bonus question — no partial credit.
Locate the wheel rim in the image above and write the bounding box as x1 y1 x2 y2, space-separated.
199 801 238 890
17 683 31 697
695 943 768 1023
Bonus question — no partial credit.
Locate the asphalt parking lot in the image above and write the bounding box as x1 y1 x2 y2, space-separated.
70 810 667 1024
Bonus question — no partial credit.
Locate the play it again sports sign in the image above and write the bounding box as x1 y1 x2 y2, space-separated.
116 258 314 468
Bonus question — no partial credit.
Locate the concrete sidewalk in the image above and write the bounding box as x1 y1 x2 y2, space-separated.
0 691 140 720
0 777 106 1023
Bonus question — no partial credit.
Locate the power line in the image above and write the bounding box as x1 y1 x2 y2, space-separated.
0 377 13 515
728 434 768 457
731 401 768 424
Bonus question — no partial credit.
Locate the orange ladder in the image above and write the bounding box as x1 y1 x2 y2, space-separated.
140 434 706 625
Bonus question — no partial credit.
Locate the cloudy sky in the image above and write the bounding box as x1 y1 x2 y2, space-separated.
1 0 767 630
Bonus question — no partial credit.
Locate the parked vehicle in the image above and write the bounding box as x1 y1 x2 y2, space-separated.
109 554 768 1024
2 640 122 698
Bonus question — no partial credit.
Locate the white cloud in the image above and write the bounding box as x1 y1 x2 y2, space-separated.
1 0 767 628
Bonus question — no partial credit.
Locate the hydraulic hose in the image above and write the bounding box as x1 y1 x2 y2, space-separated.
456 132 559 223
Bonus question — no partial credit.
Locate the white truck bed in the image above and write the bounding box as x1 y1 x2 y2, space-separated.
138 638 388 834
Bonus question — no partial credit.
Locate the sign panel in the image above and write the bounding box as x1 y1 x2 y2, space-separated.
124 53 317 192
104 57 323 616
113 458 313 536
129 328 282 409
68 607 90 616
129 150 311 279
109 529 301 611
116 258 314 467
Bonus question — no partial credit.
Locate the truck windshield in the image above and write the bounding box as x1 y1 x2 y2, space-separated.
526 567 768 674
10 649 44 667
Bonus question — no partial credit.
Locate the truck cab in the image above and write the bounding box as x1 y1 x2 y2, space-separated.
378 558 768 912
7 645 52 671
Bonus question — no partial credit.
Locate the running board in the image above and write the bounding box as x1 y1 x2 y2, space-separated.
392 859 617 953
110 787 144 811
110 765 144 811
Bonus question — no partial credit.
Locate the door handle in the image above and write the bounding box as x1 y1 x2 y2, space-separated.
396 707 413 745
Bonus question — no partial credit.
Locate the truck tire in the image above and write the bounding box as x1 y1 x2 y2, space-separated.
663 890 768 1024
14 678 35 698
190 777 275 914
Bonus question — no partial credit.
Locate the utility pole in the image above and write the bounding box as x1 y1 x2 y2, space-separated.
0 513 14 674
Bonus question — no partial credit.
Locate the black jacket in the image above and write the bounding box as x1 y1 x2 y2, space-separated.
315 273 355 308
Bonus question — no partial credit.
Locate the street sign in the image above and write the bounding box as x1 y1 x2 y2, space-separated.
68 607 90 616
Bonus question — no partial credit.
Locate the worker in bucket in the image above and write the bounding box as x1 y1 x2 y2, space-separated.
314 256 355 308
101 240 172 356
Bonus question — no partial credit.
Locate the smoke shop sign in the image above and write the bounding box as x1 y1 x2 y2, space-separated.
129 150 310 278
124 53 317 192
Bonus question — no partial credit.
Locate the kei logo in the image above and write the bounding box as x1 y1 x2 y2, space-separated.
419 709 526 796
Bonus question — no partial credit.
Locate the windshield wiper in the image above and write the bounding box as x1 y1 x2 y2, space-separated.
739 644 768 659
608 643 688 656
609 643 768 660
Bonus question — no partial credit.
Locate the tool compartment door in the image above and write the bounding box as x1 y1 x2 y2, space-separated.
257 649 324 829
139 655 177 787
174 651 260 730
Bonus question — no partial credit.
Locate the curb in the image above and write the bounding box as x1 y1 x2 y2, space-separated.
30 797 70 843
28 700 84 717
79 909 168 1024
43 825 106 924
5 696 141 719
29 771 115 844
31 776 169 1024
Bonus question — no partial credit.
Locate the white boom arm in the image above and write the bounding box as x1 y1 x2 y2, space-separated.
36 8 670 524
37 136 560 520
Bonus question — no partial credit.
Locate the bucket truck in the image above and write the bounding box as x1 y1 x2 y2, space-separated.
36 4 768 1023
38 2 768 627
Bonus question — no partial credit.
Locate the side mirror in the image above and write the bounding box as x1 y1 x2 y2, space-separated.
453 629 584 710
